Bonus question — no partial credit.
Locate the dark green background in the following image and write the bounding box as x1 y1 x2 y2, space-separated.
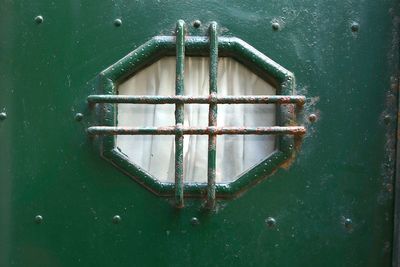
0 1 398 266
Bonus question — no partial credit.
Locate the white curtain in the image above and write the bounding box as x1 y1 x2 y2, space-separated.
117 57 276 183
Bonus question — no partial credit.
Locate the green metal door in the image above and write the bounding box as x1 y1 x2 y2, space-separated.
0 1 399 266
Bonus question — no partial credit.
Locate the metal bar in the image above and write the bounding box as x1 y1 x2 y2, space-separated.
87 126 306 135
175 20 185 208
207 21 218 208
87 95 306 105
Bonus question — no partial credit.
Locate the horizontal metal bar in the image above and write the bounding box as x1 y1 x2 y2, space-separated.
87 126 306 135
87 95 305 105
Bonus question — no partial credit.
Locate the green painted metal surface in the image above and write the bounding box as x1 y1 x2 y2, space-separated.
0 1 399 266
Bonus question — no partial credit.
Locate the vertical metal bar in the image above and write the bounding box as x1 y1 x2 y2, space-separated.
175 20 185 208
207 21 218 208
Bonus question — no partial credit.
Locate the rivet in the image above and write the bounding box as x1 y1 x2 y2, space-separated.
351 22 359 32
190 217 200 225
34 15 44 24
271 22 280 31
75 113 83 122
35 215 43 224
114 19 122 27
193 20 201 28
0 112 7 121
265 217 276 227
112 215 121 224
344 218 352 229
308 113 317 122
384 115 390 124
386 183 393 192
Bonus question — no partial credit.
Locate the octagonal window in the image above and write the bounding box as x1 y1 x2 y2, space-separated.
87 22 306 204
116 57 276 184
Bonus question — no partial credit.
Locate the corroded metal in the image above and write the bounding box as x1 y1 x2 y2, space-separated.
87 126 306 135
175 20 185 208
87 95 306 105
207 22 218 208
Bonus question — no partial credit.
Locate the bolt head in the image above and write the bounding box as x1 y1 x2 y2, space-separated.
265 217 276 227
75 113 83 122
0 112 7 121
190 217 200 225
384 115 390 124
35 15 43 24
344 218 352 228
351 22 359 32
35 215 43 224
114 19 122 27
112 215 121 224
193 20 201 28
308 113 317 122
272 22 280 31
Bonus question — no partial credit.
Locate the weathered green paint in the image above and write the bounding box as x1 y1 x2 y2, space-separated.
0 1 398 267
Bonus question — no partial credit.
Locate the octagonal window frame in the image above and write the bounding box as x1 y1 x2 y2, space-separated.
88 21 304 199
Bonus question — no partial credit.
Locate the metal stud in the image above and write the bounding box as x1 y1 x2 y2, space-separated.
34 15 43 24
384 115 390 125
112 215 121 224
75 113 83 122
0 112 7 121
190 217 200 225
193 20 201 28
344 218 352 229
272 22 280 31
114 19 122 27
351 22 359 32
35 215 43 224
308 113 317 122
265 217 276 227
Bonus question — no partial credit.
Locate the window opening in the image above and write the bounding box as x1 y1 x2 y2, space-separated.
87 20 306 208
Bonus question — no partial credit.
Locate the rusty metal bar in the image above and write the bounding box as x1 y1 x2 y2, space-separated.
207 22 218 208
87 95 306 105
87 126 306 135
175 20 185 208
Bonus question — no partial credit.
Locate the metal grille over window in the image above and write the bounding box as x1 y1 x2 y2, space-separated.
87 20 306 208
